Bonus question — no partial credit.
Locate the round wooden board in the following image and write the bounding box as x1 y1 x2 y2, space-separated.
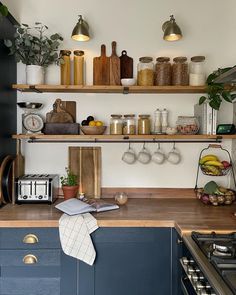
0 155 14 204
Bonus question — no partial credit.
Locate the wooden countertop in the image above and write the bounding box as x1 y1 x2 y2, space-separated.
1 198 236 235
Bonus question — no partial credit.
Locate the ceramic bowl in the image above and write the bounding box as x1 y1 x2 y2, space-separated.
121 78 136 86
80 126 107 135
166 127 177 135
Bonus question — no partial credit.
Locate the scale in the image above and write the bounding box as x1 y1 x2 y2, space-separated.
17 102 44 134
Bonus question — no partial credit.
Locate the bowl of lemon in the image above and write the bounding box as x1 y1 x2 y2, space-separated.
80 116 107 135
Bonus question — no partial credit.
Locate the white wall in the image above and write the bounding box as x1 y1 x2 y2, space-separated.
4 0 236 188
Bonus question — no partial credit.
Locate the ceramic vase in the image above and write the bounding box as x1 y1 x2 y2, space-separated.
26 65 44 85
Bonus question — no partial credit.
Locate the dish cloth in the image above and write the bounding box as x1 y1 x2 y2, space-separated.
59 213 99 265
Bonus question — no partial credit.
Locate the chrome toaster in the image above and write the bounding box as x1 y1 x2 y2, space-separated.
15 174 59 204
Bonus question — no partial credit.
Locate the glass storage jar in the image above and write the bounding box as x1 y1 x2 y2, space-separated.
172 56 189 86
155 57 171 86
138 114 151 135
110 114 123 135
74 50 84 85
137 57 154 86
189 56 206 86
123 114 136 135
60 50 71 85
176 116 199 134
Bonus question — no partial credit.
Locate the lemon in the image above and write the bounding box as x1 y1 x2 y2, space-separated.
89 120 96 127
95 121 103 127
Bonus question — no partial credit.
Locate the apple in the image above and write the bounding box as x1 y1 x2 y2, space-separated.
221 161 231 169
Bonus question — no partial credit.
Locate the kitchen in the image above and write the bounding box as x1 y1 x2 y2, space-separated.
1 0 236 294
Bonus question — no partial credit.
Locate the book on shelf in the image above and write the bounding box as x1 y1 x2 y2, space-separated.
55 198 119 216
194 102 217 135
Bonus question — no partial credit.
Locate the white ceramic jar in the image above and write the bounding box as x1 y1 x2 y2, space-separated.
189 56 206 86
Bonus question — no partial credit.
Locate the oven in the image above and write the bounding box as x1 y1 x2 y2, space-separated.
180 232 235 295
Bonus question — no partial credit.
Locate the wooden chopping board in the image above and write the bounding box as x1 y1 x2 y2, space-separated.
120 50 133 79
61 101 76 123
46 99 73 123
69 147 101 198
93 44 110 85
109 41 120 85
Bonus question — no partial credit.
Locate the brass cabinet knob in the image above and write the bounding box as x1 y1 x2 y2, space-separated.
23 254 38 264
23 234 39 244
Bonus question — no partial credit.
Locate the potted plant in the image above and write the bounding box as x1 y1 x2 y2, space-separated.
4 22 63 85
60 167 79 200
199 67 236 110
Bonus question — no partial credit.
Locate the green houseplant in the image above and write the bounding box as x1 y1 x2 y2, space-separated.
4 22 63 85
199 67 236 110
60 167 79 200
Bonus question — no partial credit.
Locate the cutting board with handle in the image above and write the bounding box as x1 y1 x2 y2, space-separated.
69 147 101 198
109 41 120 85
120 50 133 79
93 44 110 85
46 99 73 123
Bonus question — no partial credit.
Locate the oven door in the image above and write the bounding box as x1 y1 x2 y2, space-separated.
181 277 196 295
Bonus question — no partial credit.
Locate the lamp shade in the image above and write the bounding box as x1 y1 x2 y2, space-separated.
72 15 90 41
162 15 182 41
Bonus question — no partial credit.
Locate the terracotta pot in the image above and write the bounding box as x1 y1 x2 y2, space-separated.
62 185 79 200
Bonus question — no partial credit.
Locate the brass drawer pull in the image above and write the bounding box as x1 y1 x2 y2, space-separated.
23 234 39 244
23 254 38 264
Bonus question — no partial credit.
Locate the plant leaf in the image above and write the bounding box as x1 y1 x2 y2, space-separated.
209 99 221 110
199 96 207 105
0 5 8 17
4 39 12 47
222 91 233 103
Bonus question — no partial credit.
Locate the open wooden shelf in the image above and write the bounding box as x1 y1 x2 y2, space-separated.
12 84 207 94
12 134 236 143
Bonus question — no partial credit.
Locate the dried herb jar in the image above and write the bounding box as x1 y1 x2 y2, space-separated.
155 57 171 86
138 114 151 135
123 114 136 135
172 56 189 86
110 114 123 135
137 57 154 86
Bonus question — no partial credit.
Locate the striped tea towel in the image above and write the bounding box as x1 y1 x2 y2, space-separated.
59 213 99 265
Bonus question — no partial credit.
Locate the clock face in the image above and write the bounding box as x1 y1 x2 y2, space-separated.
23 113 44 133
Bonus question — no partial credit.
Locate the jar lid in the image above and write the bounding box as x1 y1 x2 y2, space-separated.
60 50 71 56
111 114 122 118
124 114 135 118
139 56 153 63
173 56 187 63
139 114 150 118
156 57 170 63
74 50 85 56
191 56 205 62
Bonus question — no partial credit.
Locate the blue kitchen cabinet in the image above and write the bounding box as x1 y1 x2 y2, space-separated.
171 229 183 295
78 227 172 295
0 228 77 295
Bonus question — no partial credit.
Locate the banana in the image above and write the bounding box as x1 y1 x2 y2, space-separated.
201 165 221 176
204 160 224 168
199 154 219 165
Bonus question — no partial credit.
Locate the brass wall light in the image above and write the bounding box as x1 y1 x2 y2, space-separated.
162 15 182 41
71 15 90 41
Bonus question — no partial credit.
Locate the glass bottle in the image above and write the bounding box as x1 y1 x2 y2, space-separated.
138 114 151 135
172 56 188 86
189 56 206 86
74 50 85 85
123 114 136 135
110 115 123 135
155 57 171 86
60 50 71 85
137 57 154 86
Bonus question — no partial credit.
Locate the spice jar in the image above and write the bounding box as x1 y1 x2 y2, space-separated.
155 57 171 86
172 56 189 86
110 114 123 135
138 114 151 135
60 50 71 85
189 56 206 86
74 50 84 85
137 57 154 86
123 114 136 135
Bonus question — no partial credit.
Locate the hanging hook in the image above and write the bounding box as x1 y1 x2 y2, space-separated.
158 142 160 149
129 142 131 149
173 141 176 149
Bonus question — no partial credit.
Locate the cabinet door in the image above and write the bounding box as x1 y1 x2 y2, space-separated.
78 227 171 295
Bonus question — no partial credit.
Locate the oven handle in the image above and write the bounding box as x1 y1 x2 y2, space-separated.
181 277 196 295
